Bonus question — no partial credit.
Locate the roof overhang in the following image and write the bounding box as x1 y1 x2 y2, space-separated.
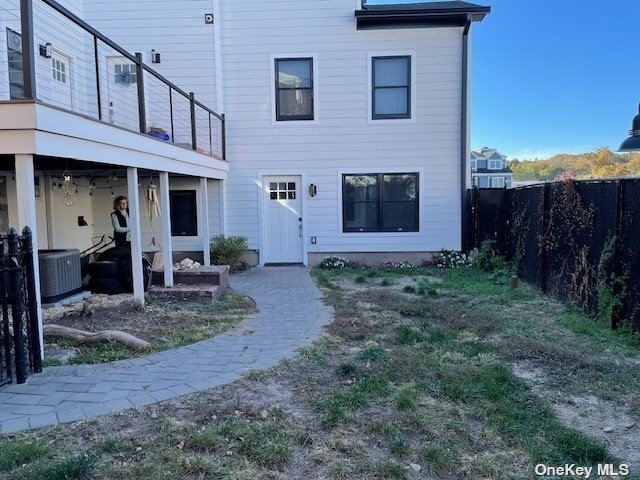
355 2 490 30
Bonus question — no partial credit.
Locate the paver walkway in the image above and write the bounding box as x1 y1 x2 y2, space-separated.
0 267 333 434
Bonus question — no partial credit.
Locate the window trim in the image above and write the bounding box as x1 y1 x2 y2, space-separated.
371 55 412 120
342 172 419 233
274 57 314 122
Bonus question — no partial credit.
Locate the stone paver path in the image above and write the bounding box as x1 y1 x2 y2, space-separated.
0 267 333 434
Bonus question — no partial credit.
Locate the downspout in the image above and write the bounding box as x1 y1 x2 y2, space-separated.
460 17 471 251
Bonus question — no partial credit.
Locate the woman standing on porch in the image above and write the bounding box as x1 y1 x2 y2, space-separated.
111 196 131 248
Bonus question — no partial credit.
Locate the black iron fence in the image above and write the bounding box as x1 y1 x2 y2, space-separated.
1 227 42 386
466 179 640 331
6 0 225 159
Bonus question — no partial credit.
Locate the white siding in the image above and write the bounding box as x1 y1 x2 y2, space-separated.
83 0 218 111
221 0 464 256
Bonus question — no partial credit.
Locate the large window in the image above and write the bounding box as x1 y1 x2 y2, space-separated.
6 29 23 99
372 56 411 119
343 173 418 232
275 58 314 121
169 190 198 236
490 177 505 188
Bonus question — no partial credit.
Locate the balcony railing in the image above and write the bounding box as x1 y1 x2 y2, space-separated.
2 0 225 159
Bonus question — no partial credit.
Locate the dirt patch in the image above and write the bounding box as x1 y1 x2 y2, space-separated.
43 291 257 364
552 395 640 468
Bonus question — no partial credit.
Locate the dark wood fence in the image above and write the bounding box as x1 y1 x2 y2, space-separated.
465 179 640 331
1 227 42 386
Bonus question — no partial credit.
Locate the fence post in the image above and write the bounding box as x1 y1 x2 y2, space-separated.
0 237 12 384
612 180 625 329
135 53 146 134
190 92 197 151
540 184 550 294
21 227 41 373
7 229 27 384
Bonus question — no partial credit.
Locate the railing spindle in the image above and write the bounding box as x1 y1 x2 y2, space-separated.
19 0 37 100
94 36 102 120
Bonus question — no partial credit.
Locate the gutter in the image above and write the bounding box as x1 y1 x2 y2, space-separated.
460 16 471 251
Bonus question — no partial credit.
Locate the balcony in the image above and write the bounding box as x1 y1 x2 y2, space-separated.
0 0 226 164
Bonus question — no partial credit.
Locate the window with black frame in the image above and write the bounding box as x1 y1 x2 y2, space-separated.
343 173 418 232
372 56 411 119
6 29 24 99
275 58 314 121
169 190 198 236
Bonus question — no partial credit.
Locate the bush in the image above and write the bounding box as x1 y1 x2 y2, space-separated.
210 235 248 272
471 240 505 272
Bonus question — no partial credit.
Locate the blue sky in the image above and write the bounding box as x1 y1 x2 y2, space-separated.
372 0 640 159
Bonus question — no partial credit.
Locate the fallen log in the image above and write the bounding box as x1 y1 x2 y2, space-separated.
43 324 150 351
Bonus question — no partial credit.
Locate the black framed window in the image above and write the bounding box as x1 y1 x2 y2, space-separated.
343 173 418 232
169 190 198 236
372 56 411 119
275 58 314 121
6 29 24 100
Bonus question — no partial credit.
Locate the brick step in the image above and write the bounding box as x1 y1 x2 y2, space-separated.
151 265 229 289
147 284 224 301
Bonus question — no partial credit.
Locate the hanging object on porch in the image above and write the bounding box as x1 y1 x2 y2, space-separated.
61 170 77 207
146 181 161 249
146 181 161 221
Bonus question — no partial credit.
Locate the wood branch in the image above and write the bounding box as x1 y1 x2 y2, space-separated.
43 324 150 351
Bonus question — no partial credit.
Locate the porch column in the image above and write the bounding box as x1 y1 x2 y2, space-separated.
159 172 174 287
127 167 145 306
219 179 227 235
200 177 211 267
14 154 43 357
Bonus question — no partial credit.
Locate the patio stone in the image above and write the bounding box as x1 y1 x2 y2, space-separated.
0 267 332 433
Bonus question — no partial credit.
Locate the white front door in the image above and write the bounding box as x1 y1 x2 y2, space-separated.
50 51 73 110
263 176 303 264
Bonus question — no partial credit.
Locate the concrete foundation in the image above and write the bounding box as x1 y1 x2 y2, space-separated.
307 251 436 268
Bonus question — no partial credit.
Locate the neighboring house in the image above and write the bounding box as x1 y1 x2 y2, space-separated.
470 147 513 188
0 0 490 327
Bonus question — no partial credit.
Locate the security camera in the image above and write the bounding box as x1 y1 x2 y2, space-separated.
205 13 214 24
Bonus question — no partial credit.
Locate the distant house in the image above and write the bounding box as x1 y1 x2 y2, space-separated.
470 148 513 188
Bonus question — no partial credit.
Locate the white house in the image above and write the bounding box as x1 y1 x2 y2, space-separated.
470 147 513 188
0 0 490 324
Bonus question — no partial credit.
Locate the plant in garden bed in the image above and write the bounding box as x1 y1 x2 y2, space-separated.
210 234 249 273
319 256 353 270
435 250 472 269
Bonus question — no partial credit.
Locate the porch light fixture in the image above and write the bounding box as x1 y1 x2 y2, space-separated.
618 102 640 152
39 42 52 59
308 184 317 197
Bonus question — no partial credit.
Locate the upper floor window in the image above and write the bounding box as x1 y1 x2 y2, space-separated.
372 56 411 119
488 158 502 170
6 29 23 99
343 173 418 232
275 58 314 121
470 159 477 171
